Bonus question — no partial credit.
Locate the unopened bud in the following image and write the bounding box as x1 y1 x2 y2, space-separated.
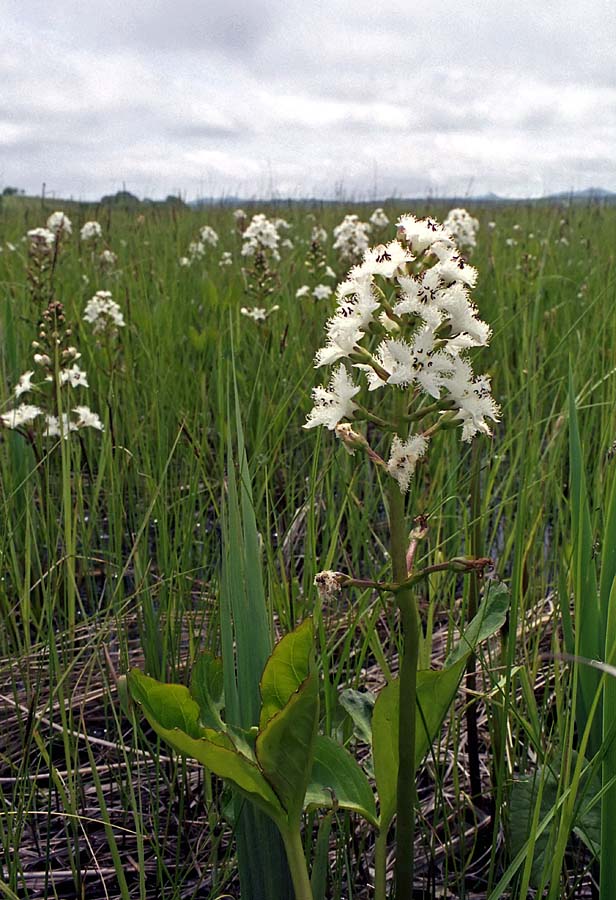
335 423 369 456
314 570 345 600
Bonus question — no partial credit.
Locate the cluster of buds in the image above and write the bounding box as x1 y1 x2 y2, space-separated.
0 299 103 438
295 225 337 302
305 213 499 493
25 228 57 308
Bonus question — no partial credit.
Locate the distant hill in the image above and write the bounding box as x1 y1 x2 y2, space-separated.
189 187 616 208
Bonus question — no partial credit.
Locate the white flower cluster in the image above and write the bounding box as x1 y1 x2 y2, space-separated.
179 225 219 267
305 213 499 492
199 225 219 247
443 208 480 254
46 211 72 237
332 214 372 265
369 208 390 229
80 221 102 241
1 360 103 437
83 290 125 336
27 227 55 251
241 213 281 260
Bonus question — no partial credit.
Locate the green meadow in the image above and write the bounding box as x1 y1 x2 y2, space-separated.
1 195 615 898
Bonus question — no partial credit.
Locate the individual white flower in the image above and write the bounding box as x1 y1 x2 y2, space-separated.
487 221 496 230
304 365 360 430
43 414 78 438
432 245 478 288
14 371 35 398
179 256 191 267
369 207 390 229
240 305 279 322
6 242 16 252
80 221 102 241
396 214 453 254
60 364 89 388
46 211 72 236
324 266 337 279
313 284 333 300
380 330 455 398
296 285 311 299
443 357 500 441
0 404 43 429
219 251 233 267
357 240 413 279
73 406 104 430
233 208 246 221
387 434 430 493
281 238 294 250
240 306 267 321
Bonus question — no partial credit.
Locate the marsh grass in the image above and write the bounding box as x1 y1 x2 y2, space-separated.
1 195 615 897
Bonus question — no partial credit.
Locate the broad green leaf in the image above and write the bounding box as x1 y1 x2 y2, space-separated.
339 689 375 745
372 680 398 830
128 669 203 738
190 651 225 729
128 670 284 822
305 735 378 826
256 672 319 821
259 617 314 728
445 580 510 666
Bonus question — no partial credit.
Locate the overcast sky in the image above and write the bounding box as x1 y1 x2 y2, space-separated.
1 0 615 201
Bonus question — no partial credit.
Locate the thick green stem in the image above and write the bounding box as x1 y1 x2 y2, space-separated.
281 826 314 900
374 828 388 900
389 483 420 900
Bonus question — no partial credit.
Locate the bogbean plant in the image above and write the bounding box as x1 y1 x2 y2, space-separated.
128 213 509 899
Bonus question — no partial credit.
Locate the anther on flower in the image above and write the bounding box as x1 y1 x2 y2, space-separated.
387 434 430 493
314 570 345 600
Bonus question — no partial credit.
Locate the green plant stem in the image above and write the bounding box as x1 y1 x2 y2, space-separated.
374 828 388 900
281 826 314 900
389 482 420 899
